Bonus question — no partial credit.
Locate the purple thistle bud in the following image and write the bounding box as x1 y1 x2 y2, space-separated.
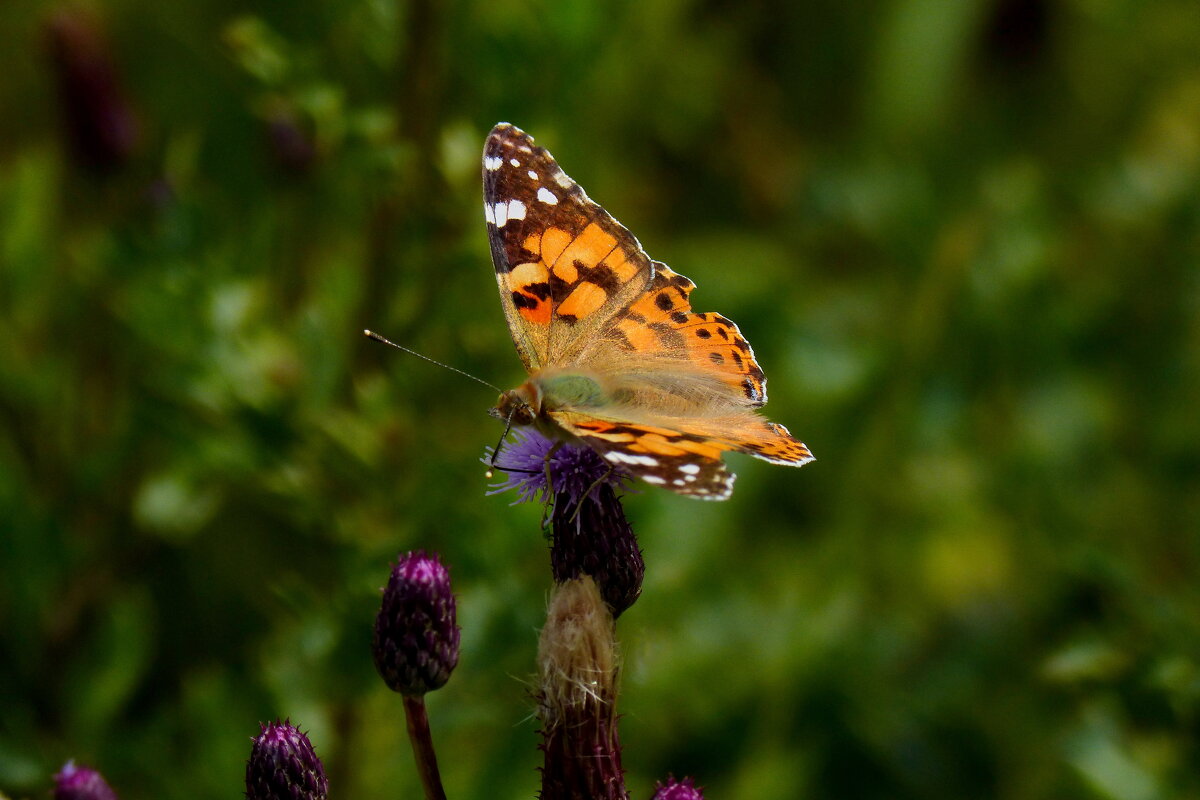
53 761 118 800
373 551 460 695
44 10 140 173
265 110 317 176
651 775 705 800
488 429 644 616
245 720 328 800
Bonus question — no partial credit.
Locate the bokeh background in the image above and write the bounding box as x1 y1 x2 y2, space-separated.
2 0 1199 797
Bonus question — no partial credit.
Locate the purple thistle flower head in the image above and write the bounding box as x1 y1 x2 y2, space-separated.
486 428 631 507
245 720 328 800
487 429 644 615
53 761 118 800
652 775 705 800
373 550 460 696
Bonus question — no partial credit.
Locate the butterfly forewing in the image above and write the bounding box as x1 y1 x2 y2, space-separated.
483 123 655 371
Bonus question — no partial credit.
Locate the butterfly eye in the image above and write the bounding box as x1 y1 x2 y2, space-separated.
495 390 537 425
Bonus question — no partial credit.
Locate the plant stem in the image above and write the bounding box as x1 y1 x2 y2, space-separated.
403 694 447 800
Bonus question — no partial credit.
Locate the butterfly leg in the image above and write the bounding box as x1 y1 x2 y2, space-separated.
567 465 617 525
540 440 564 529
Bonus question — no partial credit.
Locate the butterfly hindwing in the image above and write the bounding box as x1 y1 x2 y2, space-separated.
605 262 768 406
551 410 813 500
550 413 737 500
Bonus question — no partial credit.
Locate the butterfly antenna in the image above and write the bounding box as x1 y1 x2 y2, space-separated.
363 330 503 393
364 330 534 480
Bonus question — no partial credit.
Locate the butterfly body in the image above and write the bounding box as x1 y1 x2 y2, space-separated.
484 123 813 500
495 371 607 434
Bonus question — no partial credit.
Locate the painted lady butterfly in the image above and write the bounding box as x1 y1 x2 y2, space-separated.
484 123 813 500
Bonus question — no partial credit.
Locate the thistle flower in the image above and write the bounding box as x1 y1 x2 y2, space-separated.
244 721 328 800
487 428 630 505
373 550 460 696
53 761 118 800
652 775 705 800
488 429 645 616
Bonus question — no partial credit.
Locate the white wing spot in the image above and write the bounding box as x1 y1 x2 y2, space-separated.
527 170 539 180
679 463 701 475
484 155 502 171
509 158 520 167
673 479 687 486
604 451 659 468
484 202 496 225
536 187 559 205
642 475 666 485
493 201 508 228
507 199 527 221
553 170 573 188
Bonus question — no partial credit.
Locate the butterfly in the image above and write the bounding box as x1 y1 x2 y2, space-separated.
484 123 813 500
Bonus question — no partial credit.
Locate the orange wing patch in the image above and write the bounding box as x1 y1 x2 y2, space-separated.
506 261 553 326
613 263 768 406
533 226 643 325
558 281 608 319
600 245 639 283
539 228 572 274
566 418 728 460
552 223 617 275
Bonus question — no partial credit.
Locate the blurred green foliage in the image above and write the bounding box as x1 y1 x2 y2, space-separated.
2 0 1199 797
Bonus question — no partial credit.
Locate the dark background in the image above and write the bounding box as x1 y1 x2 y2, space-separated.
1 0 1198 797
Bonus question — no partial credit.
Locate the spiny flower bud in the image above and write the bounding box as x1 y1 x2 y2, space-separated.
551 478 643 617
53 761 118 800
652 775 704 800
245 720 328 800
373 551 460 695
